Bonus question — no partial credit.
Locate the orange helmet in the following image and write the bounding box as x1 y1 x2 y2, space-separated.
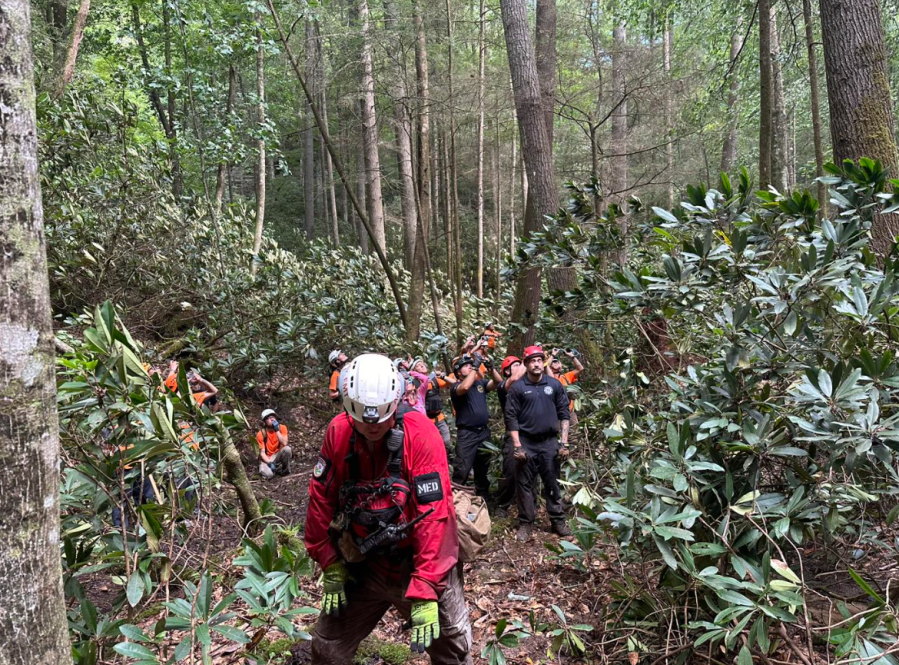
500 356 521 375
522 346 545 362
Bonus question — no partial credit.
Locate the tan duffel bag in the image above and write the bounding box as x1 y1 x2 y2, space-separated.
452 483 491 562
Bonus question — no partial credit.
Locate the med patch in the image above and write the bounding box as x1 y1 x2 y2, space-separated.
414 472 443 503
312 456 331 483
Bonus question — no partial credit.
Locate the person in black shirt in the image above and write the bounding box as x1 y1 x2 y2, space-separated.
450 353 502 497
505 346 571 541
494 356 526 513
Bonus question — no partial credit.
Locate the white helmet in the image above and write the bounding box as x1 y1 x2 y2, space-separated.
328 349 343 365
340 354 404 424
261 408 277 420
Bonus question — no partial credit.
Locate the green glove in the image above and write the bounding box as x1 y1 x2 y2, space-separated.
410 600 440 653
321 562 348 617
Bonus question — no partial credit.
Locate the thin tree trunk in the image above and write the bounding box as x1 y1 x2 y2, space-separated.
322 88 340 245
445 0 463 344
441 132 453 276
476 0 486 299
213 423 262 535
356 131 369 253
359 0 387 255
162 0 182 197
304 20 316 239
803 0 827 214
0 3 71 660
664 18 674 207
384 0 418 269
759 0 773 189
52 0 90 98
820 0 899 257
494 121 502 302
510 123 517 256
720 14 744 173
252 23 266 265
406 0 432 342
215 64 237 213
770 3 789 192
611 22 628 265
267 0 409 328
500 0 556 350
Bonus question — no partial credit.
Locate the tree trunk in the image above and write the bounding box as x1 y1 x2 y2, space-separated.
162 0 182 198
252 23 266 265
384 0 417 269
494 121 502 302
304 20 316 239
720 14 744 173
359 0 387 256
322 89 340 246
356 131 369 253
476 0 486 299
52 0 90 98
803 0 827 214
445 0 463 345
0 2 71 660
406 0 432 342
500 0 556 351
769 3 789 192
663 18 674 208
820 0 899 257
510 123 517 256
758 0 773 189
611 22 628 265
214 423 262 535
215 64 237 214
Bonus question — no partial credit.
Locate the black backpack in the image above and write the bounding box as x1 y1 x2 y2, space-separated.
425 379 443 418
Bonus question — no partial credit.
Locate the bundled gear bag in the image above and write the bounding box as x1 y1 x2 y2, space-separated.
451 483 491 562
425 376 444 418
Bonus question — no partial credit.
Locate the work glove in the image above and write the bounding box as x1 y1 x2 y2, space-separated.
410 600 440 653
513 447 528 462
321 562 348 617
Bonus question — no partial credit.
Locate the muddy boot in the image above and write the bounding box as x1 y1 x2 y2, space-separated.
515 524 532 542
550 519 571 537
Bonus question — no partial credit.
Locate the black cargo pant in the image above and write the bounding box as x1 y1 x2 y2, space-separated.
494 431 517 508
312 563 472 664
452 425 491 497
515 434 564 524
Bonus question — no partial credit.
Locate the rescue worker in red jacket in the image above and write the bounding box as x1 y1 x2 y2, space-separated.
304 354 472 664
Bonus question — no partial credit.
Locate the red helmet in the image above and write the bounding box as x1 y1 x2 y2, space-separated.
500 356 521 375
523 346 545 362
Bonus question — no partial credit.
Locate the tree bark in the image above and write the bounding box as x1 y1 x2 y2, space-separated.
445 0 463 345
500 0 557 351
52 0 90 98
476 0 486 299
803 0 826 214
720 14 744 173
758 0 773 189
535 0 557 146
406 0 432 342
322 87 340 245
510 124 517 256
611 22 628 264
214 423 262 535
384 0 418 269
161 0 182 197
215 64 237 214
252 23 266 266
769 3 789 192
0 2 71 661
494 121 502 302
820 0 899 257
304 20 316 239
356 129 369 253
663 18 674 208
359 0 387 256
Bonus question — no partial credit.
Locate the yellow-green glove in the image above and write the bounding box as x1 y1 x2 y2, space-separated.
321 562 348 617
410 600 440 653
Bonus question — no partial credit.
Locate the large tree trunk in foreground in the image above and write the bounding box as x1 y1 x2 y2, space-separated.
820 0 899 258
500 0 557 351
0 2 71 661
359 0 387 256
720 14 743 173
803 0 827 215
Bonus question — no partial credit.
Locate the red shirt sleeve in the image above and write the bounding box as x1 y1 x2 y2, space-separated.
304 415 348 570
403 413 459 600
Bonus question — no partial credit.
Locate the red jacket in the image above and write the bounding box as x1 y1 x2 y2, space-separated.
305 411 458 601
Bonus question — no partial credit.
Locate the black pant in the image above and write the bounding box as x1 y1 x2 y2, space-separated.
112 476 155 528
452 426 491 497
515 435 564 525
494 432 517 508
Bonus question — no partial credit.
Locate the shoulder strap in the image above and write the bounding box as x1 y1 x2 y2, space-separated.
385 420 405 480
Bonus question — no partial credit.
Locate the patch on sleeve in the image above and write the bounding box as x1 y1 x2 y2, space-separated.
312 456 331 483
414 472 443 503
